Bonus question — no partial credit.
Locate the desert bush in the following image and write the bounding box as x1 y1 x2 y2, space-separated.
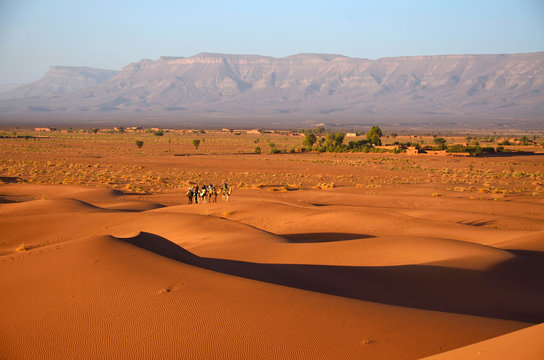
519 135 530 145
447 144 467 153
347 139 371 151
445 144 494 156
314 182 335 189
16 243 30 252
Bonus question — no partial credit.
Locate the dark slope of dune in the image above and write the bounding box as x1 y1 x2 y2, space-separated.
118 232 544 323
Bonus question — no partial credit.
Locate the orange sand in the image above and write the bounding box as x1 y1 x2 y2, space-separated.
1 183 543 359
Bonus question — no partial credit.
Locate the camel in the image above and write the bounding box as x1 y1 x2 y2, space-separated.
220 186 232 202
186 184 222 204
186 188 194 204
199 186 208 204
207 185 218 203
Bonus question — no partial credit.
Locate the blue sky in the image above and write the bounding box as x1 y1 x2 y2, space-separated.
0 0 543 83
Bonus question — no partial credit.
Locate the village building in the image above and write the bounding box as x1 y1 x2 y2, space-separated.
406 147 426 155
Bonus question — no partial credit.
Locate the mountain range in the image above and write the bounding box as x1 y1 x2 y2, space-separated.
1 52 542 128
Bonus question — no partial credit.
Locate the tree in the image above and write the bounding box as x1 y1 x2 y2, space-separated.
254 146 261 154
367 126 383 145
334 131 345 147
325 132 335 147
153 130 164 136
302 133 317 149
323 131 345 151
315 126 325 135
135 140 144 149
433 137 447 149
192 139 201 150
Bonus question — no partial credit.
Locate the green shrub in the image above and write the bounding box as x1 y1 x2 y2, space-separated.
192 139 201 149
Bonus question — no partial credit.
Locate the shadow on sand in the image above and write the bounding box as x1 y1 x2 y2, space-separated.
280 232 375 243
118 232 544 323
0 176 22 183
456 219 496 227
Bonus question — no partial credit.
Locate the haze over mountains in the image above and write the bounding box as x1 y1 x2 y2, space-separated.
1 67 118 100
1 52 543 128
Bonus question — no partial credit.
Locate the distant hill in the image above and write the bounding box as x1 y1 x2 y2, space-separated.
0 52 542 128
0 66 118 100
0 83 23 93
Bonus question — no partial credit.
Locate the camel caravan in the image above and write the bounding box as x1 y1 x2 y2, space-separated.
186 183 232 204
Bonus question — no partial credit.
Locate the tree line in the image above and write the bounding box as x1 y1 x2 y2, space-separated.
301 126 385 153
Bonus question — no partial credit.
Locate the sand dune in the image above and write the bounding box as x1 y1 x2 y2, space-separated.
0 198 104 215
493 231 544 251
1 184 543 359
97 200 165 212
421 323 544 360
115 231 542 322
0 184 121 201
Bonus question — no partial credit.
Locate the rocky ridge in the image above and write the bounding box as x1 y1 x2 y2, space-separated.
0 52 542 127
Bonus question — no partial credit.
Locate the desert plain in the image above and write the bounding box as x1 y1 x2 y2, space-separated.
1 128 543 359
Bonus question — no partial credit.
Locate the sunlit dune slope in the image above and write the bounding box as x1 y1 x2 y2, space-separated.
420 323 544 360
1 184 543 359
0 232 531 360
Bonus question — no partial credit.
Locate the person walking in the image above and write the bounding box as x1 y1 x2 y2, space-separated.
194 185 199 204
186 187 193 204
